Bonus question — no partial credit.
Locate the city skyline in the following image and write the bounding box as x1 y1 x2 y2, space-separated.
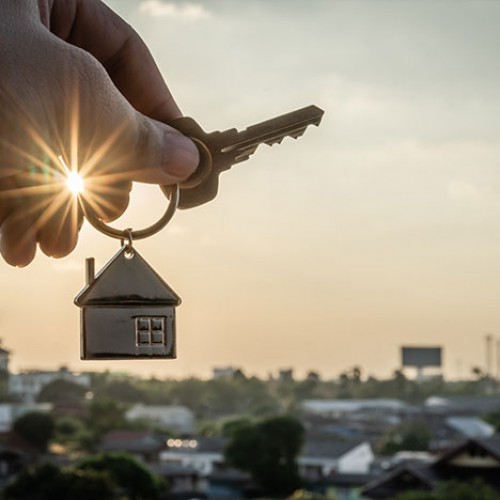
2 1 500 380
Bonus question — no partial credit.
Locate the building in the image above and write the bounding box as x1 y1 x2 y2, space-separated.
0 403 52 432
425 395 500 416
150 463 208 500
100 430 167 463
302 399 411 420
126 405 195 435
361 436 500 498
8 367 90 403
161 438 226 476
299 439 374 479
161 436 374 481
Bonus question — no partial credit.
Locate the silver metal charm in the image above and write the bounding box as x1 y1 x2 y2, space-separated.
75 185 181 360
74 241 180 360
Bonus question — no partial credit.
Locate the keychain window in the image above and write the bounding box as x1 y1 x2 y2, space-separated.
136 317 166 346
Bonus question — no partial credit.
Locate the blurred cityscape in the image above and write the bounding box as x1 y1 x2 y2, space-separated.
1 342 500 499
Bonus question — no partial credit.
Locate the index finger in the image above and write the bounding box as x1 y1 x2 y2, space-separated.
44 0 182 123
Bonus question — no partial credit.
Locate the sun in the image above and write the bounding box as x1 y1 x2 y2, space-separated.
66 170 85 195
58 155 85 195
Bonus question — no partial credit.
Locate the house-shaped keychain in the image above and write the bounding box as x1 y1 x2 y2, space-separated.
74 246 181 360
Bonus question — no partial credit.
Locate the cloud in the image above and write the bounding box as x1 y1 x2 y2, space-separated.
139 0 211 20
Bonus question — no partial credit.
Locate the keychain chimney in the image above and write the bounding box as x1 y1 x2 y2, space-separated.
86 258 95 285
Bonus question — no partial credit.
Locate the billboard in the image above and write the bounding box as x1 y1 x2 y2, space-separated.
401 346 442 368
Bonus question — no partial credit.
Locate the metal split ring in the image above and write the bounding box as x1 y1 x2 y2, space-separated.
79 183 179 241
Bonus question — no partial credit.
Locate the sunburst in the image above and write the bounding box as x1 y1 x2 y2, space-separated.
0 85 134 241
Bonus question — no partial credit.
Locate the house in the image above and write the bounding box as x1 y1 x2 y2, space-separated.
299 439 374 479
74 247 181 360
425 395 500 416
8 367 90 403
161 435 374 494
0 403 52 432
302 399 411 420
161 438 254 498
99 430 167 463
160 437 227 476
150 463 208 500
126 405 195 435
361 436 500 498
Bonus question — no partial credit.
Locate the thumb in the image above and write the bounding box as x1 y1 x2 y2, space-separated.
130 115 199 185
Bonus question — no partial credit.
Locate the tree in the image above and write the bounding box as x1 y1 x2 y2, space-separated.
13 412 55 453
484 408 500 432
3 462 117 500
380 422 431 455
169 378 207 417
98 380 148 404
395 478 499 500
224 415 305 496
37 379 88 404
54 416 94 452
77 452 165 500
86 398 128 436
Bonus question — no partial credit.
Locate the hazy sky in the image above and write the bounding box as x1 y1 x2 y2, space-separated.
2 0 500 380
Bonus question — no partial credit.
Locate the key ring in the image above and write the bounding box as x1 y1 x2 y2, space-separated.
79 184 179 241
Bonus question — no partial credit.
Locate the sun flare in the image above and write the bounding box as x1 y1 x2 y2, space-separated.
66 170 85 194
58 155 84 195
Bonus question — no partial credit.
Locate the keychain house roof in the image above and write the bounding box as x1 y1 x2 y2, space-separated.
75 246 181 360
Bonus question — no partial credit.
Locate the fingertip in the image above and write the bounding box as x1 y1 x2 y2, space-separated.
0 225 37 268
39 235 78 260
133 118 199 184
38 209 80 259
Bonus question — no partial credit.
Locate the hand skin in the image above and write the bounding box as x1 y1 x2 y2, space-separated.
0 0 199 267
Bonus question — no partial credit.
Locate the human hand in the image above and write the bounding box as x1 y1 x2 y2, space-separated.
0 0 199 267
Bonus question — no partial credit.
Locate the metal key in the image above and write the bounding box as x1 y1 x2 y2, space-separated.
163 105 324 209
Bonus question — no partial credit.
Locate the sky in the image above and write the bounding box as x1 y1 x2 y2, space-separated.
2 0 500 380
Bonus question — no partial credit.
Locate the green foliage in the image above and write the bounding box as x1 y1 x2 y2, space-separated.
60 369 500 425
484 408 500 432
4 454 165 500
394 478 499 500
165 375 281 418
3 462 116 500
78 398 130 451
224 415 305 496
434 478 499 500
288 490 337 500
37 379 88 404
97 379 148 404
86 398 128 435
77 452 165 500
221 416 254 438
54 416 93 452
13 412 55 453
380 422 431 455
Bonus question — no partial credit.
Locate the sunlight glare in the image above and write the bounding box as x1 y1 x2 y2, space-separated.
58 155 84 195
66 171 85 194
